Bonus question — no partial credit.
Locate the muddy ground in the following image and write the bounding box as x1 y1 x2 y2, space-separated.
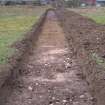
0 9 105 105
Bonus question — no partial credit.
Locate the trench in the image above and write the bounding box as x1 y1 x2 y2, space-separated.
0 10 94 105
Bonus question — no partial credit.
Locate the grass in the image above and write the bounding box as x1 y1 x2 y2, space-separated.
92 53 105 68
81 8 105 24
70 7 105 24
0 6 47 64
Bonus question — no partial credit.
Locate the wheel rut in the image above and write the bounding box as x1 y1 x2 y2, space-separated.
0 10 94 105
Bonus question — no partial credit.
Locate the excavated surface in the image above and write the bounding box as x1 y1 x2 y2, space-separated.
0 10 94 105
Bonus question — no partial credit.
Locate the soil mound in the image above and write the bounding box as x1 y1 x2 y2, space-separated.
56 9 105 105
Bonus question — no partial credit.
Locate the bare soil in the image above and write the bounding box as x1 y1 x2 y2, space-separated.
0 10 94 105
56 9 105 105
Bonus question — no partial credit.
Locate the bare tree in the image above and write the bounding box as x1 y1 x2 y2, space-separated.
65 0 80 7
51 0 65 8
51 0 80 8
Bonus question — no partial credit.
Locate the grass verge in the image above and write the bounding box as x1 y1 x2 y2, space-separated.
70 7 105 24
0 6 47 64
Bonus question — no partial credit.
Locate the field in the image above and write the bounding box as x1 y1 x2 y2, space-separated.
0 9 95 105
0 6 105 105
70 7 105 24
0 6 47 64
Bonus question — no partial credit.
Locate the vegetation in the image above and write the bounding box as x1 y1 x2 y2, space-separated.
0 0 42 5
83 12 105 24
0 6 46 64
65 0 80 7
53 0 80 8
92 53 105 68
70 7 105 24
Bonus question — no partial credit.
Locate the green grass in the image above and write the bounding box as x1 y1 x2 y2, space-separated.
82 13 105 24
0 6 47 64
70 7 105 24
92 53 105 68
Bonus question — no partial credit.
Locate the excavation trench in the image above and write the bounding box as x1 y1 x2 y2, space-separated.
0 10 94 105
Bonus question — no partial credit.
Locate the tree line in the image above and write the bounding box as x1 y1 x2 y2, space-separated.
52 0 81 8
0 0 47 6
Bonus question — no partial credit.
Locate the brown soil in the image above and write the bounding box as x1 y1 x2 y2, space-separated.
56 9 105 105
0 10 94 105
